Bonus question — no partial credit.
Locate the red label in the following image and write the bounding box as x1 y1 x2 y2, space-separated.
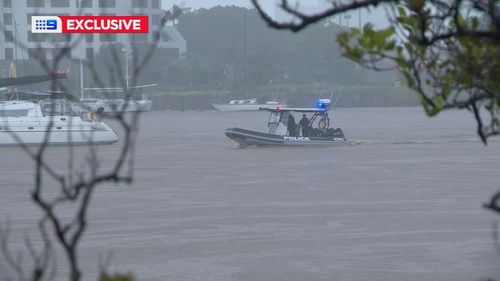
60 16 149 33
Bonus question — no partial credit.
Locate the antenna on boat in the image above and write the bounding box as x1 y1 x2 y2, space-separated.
318 82 328 100
324 86 345 129
329 85 345 112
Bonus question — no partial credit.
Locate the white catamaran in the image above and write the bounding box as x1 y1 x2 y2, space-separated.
0 100 118 146
0 71 118 146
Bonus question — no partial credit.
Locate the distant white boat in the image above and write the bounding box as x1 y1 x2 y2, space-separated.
212 98 287 112
0 100 118 146
80 84 155 113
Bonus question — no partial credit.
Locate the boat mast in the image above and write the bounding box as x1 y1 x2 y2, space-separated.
80 59 84 99
122 47 130 93
125 50 129 91
243 9 247 97
9 63 17 100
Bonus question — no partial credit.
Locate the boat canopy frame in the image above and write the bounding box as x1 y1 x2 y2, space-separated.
260 107 331 130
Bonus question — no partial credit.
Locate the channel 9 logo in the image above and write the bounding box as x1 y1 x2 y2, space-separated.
31 15 148 33
31 16 62 33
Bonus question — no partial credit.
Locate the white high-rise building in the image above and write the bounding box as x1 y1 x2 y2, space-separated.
0 0 186 61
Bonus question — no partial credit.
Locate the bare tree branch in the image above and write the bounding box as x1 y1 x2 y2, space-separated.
1 7 177 281
251 0 399 32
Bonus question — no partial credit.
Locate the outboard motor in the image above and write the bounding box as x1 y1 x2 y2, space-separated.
322 128 344 138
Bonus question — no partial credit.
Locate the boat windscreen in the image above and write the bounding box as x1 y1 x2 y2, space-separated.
268 111 280 124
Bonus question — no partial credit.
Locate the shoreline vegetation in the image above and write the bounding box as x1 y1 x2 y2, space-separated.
150 84 419 111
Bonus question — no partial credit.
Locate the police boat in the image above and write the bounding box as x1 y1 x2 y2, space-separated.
225 99 347 147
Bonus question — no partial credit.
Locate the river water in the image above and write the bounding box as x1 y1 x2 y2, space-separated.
1 107 500 281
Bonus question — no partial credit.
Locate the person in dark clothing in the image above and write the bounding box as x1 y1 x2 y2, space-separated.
299 114 310 137
287 114 296 136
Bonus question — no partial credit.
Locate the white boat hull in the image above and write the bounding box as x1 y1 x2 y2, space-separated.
212 103 287 112
212 103 262 112
225 127 347 147
0 118 118 146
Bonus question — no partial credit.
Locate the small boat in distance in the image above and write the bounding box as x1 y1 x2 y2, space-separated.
80 84 155 113
212 98 287 112
225 99 347 147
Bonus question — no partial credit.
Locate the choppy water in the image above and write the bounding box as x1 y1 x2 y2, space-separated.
1 107 500 281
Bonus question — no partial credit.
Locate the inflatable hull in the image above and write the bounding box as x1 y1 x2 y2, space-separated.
225 127 347 147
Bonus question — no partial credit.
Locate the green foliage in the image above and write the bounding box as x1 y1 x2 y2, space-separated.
338 24 396 68
336 1 500 142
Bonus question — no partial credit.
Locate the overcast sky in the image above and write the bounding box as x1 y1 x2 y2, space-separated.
161 0 390 28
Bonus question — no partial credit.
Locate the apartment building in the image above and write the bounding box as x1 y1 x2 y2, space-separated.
0 0 186 61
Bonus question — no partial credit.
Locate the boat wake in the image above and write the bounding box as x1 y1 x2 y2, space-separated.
348 138 479 146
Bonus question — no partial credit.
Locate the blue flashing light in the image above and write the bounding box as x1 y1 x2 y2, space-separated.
316 98 331 109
